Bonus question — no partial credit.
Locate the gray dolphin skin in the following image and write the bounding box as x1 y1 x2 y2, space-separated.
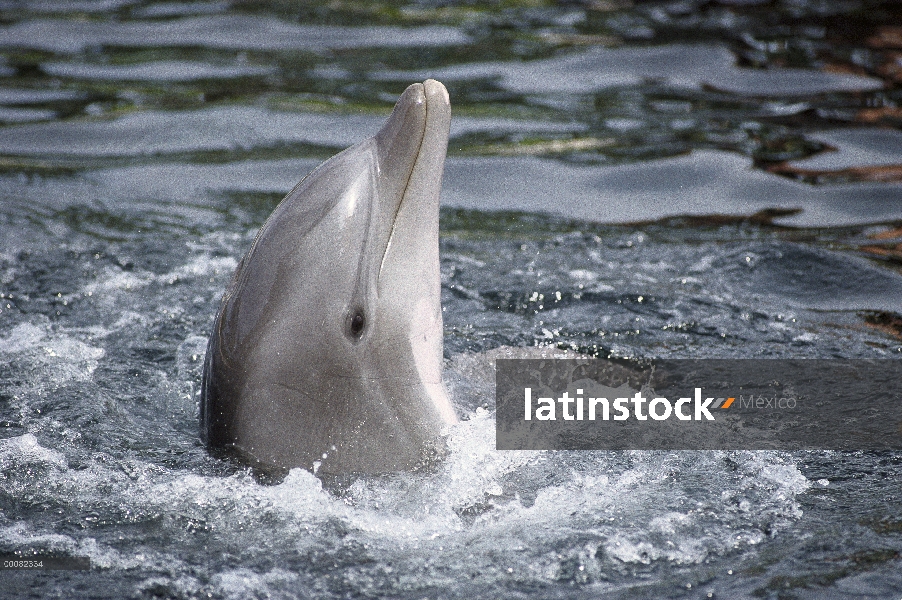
200 79 458 474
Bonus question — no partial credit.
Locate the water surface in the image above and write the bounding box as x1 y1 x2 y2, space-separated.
1 1 901 598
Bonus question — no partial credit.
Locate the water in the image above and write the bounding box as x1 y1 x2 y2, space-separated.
1 0 901 598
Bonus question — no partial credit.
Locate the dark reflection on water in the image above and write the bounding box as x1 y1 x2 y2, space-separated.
0 1 901 599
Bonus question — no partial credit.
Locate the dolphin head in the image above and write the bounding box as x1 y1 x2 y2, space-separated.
201 80 457 474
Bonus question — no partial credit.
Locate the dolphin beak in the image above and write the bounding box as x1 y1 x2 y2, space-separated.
374 80 451 281
374 82 428 190
404 79 451 215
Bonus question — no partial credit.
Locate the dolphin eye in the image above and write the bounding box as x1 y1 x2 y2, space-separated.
348 309 366 339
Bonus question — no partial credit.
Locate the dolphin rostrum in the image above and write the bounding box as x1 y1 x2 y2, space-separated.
200 79 458 474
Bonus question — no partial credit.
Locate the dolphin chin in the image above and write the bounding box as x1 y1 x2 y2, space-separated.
200 79 457 475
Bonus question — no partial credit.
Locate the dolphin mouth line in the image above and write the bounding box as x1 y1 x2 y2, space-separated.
378 83 430 280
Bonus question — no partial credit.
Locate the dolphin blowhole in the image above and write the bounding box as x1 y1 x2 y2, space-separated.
200 79 457 475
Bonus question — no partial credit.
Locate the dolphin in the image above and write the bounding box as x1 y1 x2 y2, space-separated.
200 79 457 474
